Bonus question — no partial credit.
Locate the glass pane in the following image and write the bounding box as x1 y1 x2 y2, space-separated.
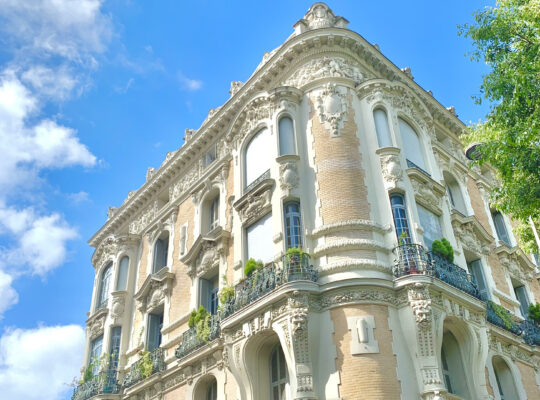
246 213 273 263
116 257 129 291
399 118 426 170
373 109 392 148
279 117 295 156
417 205 442 250
271 349 278 382
273 386 279 400
245 128 271 187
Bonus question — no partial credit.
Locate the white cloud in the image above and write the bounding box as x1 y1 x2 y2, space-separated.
67 191 90 204
22 65 78 100
0 324 85 400
0 271 18 318
114 77 134 94
177 70 203 91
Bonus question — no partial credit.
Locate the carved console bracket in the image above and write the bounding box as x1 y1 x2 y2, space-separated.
234 178 275 226
134 268 175 313
181 227 231 279
376 147 403 190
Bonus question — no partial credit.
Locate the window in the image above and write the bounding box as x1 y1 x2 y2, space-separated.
205 145 217 167
246 213 274 264
492 211 511 246
513 283 530 319
109 326 121 369
270 344 289 400
199 275 219 315
206 379 217 400
116 256 129 291
284 201 303 250
89 335 103 375
467 259 489 300
440 331 470 398
278 116 296 156
209 196 219 231
97 263 113 310
399 118 426 171
152 232 169 273
245 128 271 189
147 312 163 351
443 172 467 215
417 205 442 250
373 108 392 148
390 194 411 243
179 225 187 256
492 356 519 400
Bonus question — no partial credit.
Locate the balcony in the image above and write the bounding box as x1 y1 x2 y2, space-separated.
72 369 119 400
244 169 270 194
486 301 540 346
122 348 165 389
222 254 318 319
393 244 483 300
406 159 431 177
175 314 221 360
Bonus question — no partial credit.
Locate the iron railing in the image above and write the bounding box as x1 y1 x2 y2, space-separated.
175 314 221 360
95 299 108 312
393 244 483 300
244 169 271 194
72 369 119 400
222 254 318 318
486 301 522 336
122 348 165 389
406 159 431 177
520 319 540 346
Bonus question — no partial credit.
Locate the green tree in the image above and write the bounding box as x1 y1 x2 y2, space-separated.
459 0 540 253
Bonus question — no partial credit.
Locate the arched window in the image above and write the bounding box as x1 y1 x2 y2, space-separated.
492 211 511 246
399 118 426 171
152 232 169 274
245 128 271 189
373 108 392 148
116 256 129 291
209 195 219 231
97 263 112 310
278 116 296 156
390 194 411 243
206 378 217 400
89 335 103 375
441 332 470 398
270 344 289 400
284 201 303 250
443 172 466 215
492 356 519 400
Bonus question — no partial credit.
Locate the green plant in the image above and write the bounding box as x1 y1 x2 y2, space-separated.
219 285 234 305
489 301 515 330
81 362 94 383
285 247 310 259
431 238 454 262
528 303 540 325
244 258 263 277
137 350 154 379
399 231 410 245
189 305 209 328
188 306 213 342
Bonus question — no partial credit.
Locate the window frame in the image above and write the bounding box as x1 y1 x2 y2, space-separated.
97 262 113 310
283 201 303 250
390 193 412 243
270 344 289 400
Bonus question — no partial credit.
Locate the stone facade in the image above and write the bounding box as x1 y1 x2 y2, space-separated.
77 3 540 400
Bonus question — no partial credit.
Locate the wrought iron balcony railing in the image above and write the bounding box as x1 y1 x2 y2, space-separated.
122 347 165 389
520 319 540 346
175 314 221 360
393 244 483 300
222 254 318 318
486 301 523 336
244 169 270 193
72 369 119 400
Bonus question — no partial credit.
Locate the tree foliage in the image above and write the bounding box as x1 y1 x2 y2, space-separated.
459 0 540 252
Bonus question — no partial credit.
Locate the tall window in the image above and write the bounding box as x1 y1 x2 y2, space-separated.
245 128 271 189
270 344 289 400
390 194 411 243
278 116 295 156
417 205 442 250
152 232 169 273
444 172 467 215
206 379 217 400
199 275 219 315
205 144 217 167
147 312 163 351
284 201 303 250
109 326 121 369
492 211 511 246
492 356 519 400
116 256 129 291
467 259 489 300
399 118 426 171
373 108 392 148
209 196 219 231
246 213 274 264
97 263 112 310
513 282 530 319
89 335 103 375
440 331 470 398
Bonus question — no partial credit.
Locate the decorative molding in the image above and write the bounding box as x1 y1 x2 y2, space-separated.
346 315 379 354
451 212 493 256
277 155 300 195
309 219 390 238
229 81 244 96
91 234 141 270
134 268 175 313
86 308 108 339
180 228 230 279
110 291 127 325
495 245 536 281
376 147 403 190
407 168 446 214
315 83 348 137
233 178 274 226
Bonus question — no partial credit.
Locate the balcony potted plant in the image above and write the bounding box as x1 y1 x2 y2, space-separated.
431 238 454 262
528 303 540 326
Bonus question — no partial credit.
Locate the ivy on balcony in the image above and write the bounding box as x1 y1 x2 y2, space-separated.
175 314 221 360
71 369 119 400
122 348 165 389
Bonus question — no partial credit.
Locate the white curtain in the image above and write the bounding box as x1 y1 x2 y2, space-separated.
373 109 392 148
417 205 442 250
279 117 295 155
399 118 426 169
116 256 129 291
246 213 273 263
245 128 271 187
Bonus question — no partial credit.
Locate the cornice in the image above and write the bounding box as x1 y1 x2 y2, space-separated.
89 24 468 249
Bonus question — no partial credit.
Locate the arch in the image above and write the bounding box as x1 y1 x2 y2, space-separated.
193 374 218 400
443 171 467 215
278 115 296 156
492 355 520 400
96 262 113 310
373 107 392 148
152 231 169 274
398 117 427 171
244 127 272 189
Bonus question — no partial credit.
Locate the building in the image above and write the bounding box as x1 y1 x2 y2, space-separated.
75 3 540 400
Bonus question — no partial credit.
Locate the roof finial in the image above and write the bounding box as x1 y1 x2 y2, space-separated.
293 3 349 35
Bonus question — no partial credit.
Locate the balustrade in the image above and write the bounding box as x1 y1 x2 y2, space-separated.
72 369 118 400
122 348 165 389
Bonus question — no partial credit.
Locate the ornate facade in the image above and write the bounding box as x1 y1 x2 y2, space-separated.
75 4 540 400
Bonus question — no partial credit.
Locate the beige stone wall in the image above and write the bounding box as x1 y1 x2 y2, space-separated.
466 178 491 233
485 367 494 397
225 369 238 400
487 253 511 296
516 360 540 399
224 161 235 285
331 304 401 399
163 383 186 400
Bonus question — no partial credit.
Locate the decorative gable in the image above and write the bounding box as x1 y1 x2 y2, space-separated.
134 268 175 313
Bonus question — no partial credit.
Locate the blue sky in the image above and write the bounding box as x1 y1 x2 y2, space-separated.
0 1 493 398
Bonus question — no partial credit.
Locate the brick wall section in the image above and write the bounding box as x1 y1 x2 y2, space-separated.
466 178 492 233
309 93 371 225
331 304 401 399
163 384 186 400
169 199 195 323
487 253 511 296
516 360 540 399
224 161 235 284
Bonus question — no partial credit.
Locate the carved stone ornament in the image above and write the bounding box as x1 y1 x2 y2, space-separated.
110 291 127 324
282 56 366 88
129 200 159 235
91 234 140 270
180 228 230 278
277 155 300 194
407 169 446 214
315 83 348 137
134 268 174 313
293 3 349 33
234 178 274 226
495 246 535 281
86 309 107 339
229 81 243 96
408 283 432 328
376 147 403 189
451 212 493 256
